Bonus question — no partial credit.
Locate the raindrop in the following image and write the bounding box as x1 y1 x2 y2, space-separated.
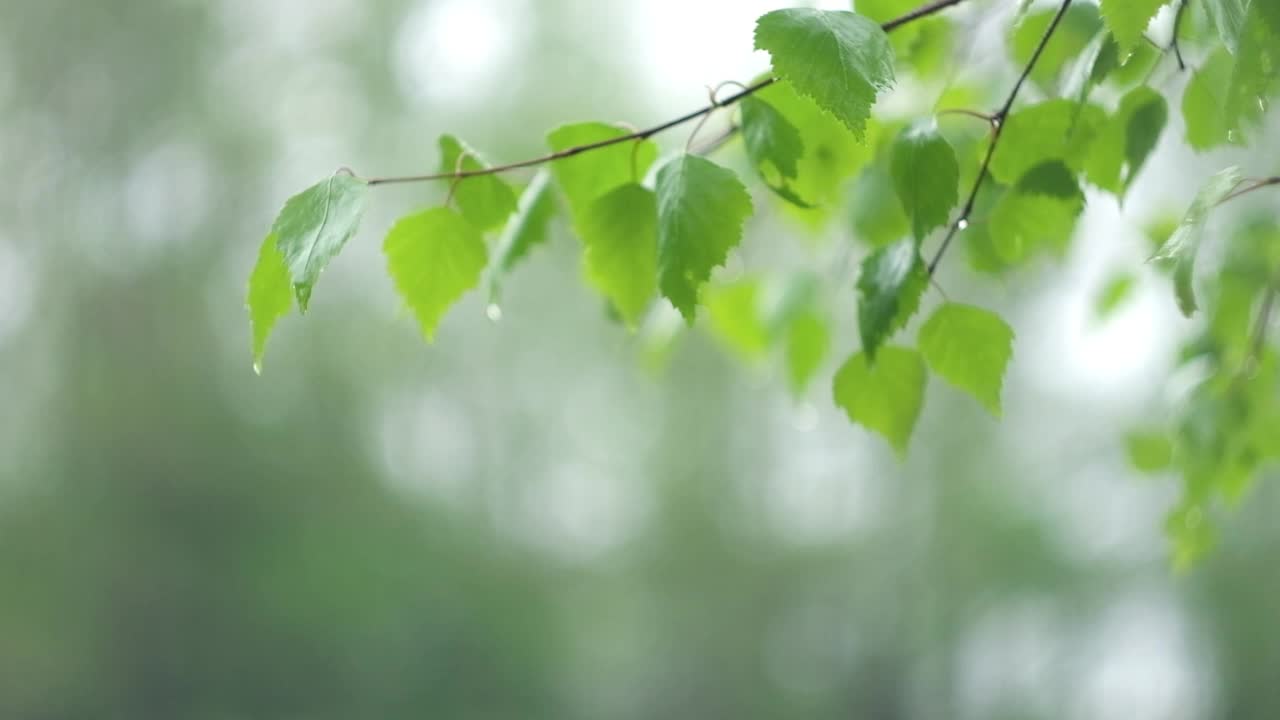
990 117 1001 130
252 361 263 376
957 218 969 231
485 302 503 322
1227 129 1238 143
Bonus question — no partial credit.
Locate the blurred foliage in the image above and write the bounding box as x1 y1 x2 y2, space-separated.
0 0 1279 718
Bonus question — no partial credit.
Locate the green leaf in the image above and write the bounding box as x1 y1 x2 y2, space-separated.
1010 4 1102 88
1182 48 1240 151
578 183 658 328
857 239 927 361
852 158 910 247
383 207 488 340
755 79 875 219
546 122 658 224
705 278 770 360
738 96 808 205
989 100 1105 185
654 155 754 322
832 346 927 456
989 192 1080 264
1201 0 1250 52
786 309 829 395
437 135 517 232
488 169 557 302
246 232 294 373
890 121 959 240
1087 87 1167 194
918 303 1015 416
1126 430 1174 472
1100 0 1169 51
1152 167 1243 316
271 173 369 310
1226 3 1280 137
1095 271 1136 319
754 8 895 138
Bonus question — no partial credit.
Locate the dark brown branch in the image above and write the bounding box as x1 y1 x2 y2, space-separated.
363 0 973 187
927 0 1074 276
1171 0 1189 71
1217 176 1280 206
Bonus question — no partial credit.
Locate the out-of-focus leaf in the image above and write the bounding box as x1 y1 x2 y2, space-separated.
579 183 658 328
546 122 659 224
246 232 293 372
1152 167 1243 316
438 135 517 231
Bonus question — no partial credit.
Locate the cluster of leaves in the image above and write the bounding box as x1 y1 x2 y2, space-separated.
247 0 1280 561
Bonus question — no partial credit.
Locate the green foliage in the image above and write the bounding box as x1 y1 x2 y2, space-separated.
1152 167 1243 316
754 8 894 138
738 96 808 205
546 122 659 224
246 233 293 372
383 207 488 339
918 303 1014 416
890 121 959 241
1099 0 1169 51
833 346 927 455
857 239 926 361
579 183 658 327
438 135 517 231
270 173 369 310
654 155 753 322
248 0 1280 565
488 170 556 301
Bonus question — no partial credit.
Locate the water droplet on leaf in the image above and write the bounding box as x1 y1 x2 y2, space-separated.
957 218 969 231
486 303 503 322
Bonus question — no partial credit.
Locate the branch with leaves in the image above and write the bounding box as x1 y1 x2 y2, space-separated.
247 0 1280 565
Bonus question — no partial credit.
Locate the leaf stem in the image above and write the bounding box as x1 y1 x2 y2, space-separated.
936 108 997 125
1171 0 1189 71
1217 176 1280 206
362 0 973 188
927 0 1073 277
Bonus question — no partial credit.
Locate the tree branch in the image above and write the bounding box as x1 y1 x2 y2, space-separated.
1171 0 1189 71
363 0 973 188
1217 176 1280 206
927 0 1074 276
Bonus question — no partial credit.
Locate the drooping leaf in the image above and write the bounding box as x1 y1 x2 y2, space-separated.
989 192 1080 264
1225 3 1280 137
755 79 875 220
890 120 959 240
1095 271 1137 319
487 169 557 302
1183 48 1240 151
1152 167 1243 316
786 309 830 396
1201 0 1251 52
246 232 293 372
738 95 808 205
918 302 1015 416
1085 86 1168 195
546 122 659 224
271 173 369 310
654 155 753 322
832 346 927 456
1100 0 1169 51
437 135 517 231
857 239 927 361
754 8 895 138
1010 4 1102 89
1126 430 1174 472
989 100 1106 184
383 207 488 340
705 278 770 360
579 183 658 328
852 158 910 247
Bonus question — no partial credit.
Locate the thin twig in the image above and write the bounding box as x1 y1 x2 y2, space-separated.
936 108 997 125
1171 0 1189 71
1217 176 1280 206
927 0 1074 276
362 0 973 187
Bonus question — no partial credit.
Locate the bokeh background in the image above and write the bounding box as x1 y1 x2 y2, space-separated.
1 0 1278 717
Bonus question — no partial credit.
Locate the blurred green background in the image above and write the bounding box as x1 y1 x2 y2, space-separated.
1 0 1278 718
